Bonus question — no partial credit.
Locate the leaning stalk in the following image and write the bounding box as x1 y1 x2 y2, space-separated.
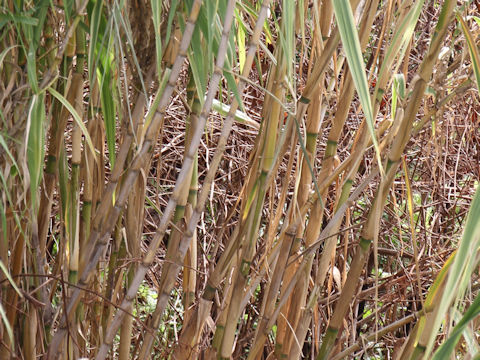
46 1 204 357
316 2 455 358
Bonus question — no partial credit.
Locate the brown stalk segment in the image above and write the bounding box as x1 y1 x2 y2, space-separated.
219 66 286 358
279 0 380 353
134 2 273 358
93 0 252 357
181 74 201 326
293 3 413 354
46 1 204 357
3 1 480 358
316 1 456 358
120 98 149 360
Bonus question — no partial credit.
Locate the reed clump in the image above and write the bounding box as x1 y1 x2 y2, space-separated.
1 1 480 359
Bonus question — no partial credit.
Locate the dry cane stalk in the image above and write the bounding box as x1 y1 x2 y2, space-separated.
95 0 252 357
316 2 456 358
135 1 276 357
46 1 204 357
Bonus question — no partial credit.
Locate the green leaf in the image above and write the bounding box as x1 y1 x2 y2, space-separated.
235 8 246 72
0 133 20 174
429 183 480 358
151 0 163 79
48 87 97 161
32 0 50 46
26 94 46 210
26 45 39 94
211 98 259 129
88 0 104 82
224 66 244 112
164 0 179 55
58 146 69 222
112 2 147 97
433 289 480 359
394 73 406 99
0 260 22 298
0 13 39 27
188 17 208 106
0 46 18 73
392 73 405 122
97 62 116 167
0 169 23 243
0 301 13 348
375 0 424 99
332 0 382 174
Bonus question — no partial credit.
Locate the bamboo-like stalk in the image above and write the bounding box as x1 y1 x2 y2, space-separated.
255 99 322 360
78 70 153 279
37 20 62 285
90 1 252 357
3 1 479 358
396 254 452 360
307 3 420 323
34 20 83 335
133 2 274 358
283 3 421 356
214 3 300 354
275 42 326 351
249 3 427 355
35 38 78 337
39 0 89 90
22 304 38 360
118 76 151 360
247 170 375 360
71 20 86 279
76 40 163 282
175 20 357 353
316 2 455 358
4 217 25 358
69 72 83 289
183 75 200 327
66 23 86 358
320 0 333 39
148 0 278 356
173 71 201 355
77 79 105 352
275 1 381 354
80 79 101 253
242 117 299 359
119 185 143 360
220 71 286 360
46 2 204 357
138 68 202 358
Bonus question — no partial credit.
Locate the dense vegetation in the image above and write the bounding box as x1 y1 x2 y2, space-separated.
1 0 480 359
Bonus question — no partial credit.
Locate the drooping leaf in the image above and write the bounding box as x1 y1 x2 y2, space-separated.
332 0 381 174
26 94 46 210
48 87 96 160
